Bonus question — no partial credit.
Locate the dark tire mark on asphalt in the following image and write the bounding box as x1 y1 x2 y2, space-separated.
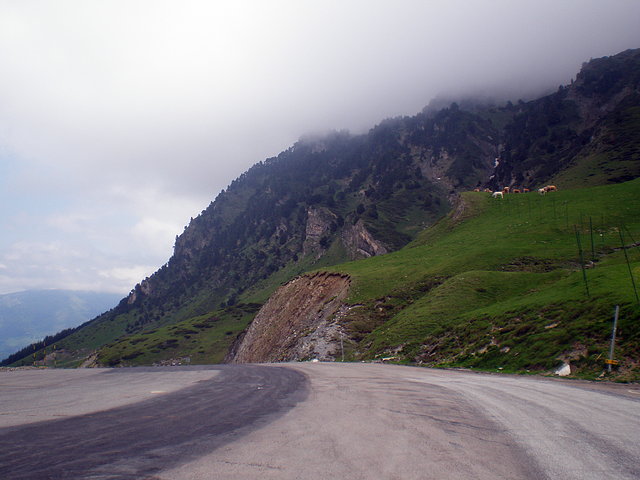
0 365 308 479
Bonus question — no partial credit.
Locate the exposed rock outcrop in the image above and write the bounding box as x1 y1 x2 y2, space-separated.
303 207 338 257
341 220 388 259
228 272 351 363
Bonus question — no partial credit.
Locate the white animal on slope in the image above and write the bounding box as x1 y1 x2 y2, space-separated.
492 191 504 199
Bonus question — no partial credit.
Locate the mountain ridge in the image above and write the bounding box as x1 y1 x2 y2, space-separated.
5 47 640 374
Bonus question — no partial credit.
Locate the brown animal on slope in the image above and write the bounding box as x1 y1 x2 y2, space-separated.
539 185 558 194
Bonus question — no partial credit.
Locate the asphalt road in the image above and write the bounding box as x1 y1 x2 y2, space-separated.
1 363 638 480
0 365 307 479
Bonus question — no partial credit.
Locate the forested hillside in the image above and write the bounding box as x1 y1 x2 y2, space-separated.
10 106 498 366
491 48 640 188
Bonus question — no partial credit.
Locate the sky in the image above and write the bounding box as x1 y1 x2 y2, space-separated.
1 0 639 296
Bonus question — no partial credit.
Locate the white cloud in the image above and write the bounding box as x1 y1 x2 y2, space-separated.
132 217 183 258
46 212 96 234
0 237 151 295
98 266 158 292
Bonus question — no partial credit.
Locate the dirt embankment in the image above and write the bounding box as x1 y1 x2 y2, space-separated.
227 272 351 363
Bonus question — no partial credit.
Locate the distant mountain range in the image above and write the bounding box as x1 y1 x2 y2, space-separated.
0 290 121 361
5 48 640 378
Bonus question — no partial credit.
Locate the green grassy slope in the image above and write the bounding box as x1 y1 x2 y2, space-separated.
96 303 260 366
329 179 640 380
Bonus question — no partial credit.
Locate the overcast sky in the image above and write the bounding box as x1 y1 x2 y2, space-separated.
1 0 639 295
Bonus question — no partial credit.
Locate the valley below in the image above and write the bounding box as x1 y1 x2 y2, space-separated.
1 363 639 479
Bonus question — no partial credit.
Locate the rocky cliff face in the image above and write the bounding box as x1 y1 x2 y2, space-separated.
408 108 500 191
341 219 388 259
303 206 339 257
228 272 351 363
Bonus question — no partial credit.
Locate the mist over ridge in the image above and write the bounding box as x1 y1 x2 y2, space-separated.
1 1 639 298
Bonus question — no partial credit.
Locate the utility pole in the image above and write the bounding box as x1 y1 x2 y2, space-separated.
575 226 590 298
619 228 640 304
607 305 619 373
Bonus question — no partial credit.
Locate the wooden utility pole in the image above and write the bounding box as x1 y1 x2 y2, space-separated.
607 305 620 373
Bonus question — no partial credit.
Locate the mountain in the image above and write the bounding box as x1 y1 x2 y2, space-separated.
228 179 640 381
0 290 121 362
491 48 640 189
6 48 640 377
14 108 498 366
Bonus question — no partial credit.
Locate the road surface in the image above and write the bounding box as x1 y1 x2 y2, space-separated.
0 363 638 479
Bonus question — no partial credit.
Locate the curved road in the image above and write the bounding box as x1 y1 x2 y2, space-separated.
0 363 638 479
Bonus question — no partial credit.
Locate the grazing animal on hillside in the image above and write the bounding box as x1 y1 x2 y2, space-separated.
539 185 558 194
484 188 492 193
523 188 530 193
473 188 481 192
512 189 521 194
492 191 504 199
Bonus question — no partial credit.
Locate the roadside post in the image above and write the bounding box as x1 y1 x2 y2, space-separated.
607 305 620 373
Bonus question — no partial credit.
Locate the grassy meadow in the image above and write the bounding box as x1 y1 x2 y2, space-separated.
330 179 640 380
95 303 261 367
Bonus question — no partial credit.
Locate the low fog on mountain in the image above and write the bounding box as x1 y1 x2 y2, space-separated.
0 0 639 295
